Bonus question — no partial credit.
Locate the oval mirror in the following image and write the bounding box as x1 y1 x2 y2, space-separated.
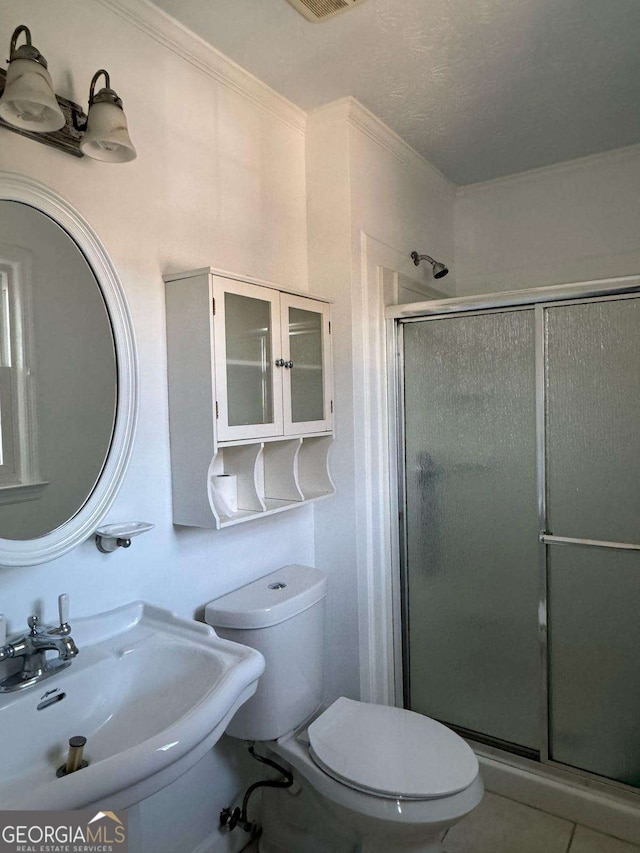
0 173 137 566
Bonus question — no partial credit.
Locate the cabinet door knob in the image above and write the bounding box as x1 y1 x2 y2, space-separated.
285 360 294 369
275 358 285 367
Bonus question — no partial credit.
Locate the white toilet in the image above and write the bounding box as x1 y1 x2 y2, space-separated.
205 565 483 853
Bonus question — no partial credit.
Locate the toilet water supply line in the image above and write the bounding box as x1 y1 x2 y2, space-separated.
219 745 294 835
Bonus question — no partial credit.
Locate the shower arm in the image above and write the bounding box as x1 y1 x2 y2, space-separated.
410 252 436 266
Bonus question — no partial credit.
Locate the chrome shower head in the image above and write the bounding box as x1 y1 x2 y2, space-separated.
410 251 449 279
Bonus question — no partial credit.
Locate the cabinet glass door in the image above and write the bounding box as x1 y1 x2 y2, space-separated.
280 294 332 435
213 278 283 441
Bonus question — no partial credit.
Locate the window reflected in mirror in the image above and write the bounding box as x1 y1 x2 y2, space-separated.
0 201 117 540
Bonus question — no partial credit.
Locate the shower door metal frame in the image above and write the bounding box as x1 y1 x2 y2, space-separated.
387 273 640 798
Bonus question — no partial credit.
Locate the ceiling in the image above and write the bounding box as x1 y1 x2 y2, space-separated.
151 0 640 185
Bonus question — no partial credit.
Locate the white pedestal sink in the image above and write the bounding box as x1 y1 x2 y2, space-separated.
0 602 265 810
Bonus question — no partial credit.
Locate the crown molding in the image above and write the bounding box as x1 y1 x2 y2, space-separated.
457 142 640 197
96 0 306 135
309 97 453 190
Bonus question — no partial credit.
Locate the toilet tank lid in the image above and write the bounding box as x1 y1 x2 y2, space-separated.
205 565 327 629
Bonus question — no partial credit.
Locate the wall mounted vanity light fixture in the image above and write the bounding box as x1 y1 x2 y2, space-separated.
79 70 136 162
0 25 136 162
95 522 154 554
0 25 65 132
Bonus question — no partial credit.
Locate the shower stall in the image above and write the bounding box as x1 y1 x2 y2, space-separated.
394 277 640 792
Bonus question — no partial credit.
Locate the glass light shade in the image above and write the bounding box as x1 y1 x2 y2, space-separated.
80 101 136 163
0 58 65 131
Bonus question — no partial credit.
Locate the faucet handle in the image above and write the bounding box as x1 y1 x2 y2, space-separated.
58 594 71 635
58 594 70 626
0 615 6 646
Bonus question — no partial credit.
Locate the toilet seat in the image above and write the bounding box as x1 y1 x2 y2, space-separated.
273 720 484 830
307 697 479 800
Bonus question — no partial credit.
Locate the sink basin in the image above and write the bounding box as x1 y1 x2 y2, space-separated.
0 601 265 810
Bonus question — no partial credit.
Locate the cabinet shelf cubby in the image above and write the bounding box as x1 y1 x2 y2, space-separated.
207 436 333 529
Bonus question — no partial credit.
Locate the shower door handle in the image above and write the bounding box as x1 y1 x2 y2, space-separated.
540 532 640 552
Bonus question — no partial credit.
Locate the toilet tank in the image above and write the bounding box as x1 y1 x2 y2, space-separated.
205 564 327 741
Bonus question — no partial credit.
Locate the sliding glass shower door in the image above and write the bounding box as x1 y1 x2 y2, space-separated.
400 292 640 786
546 297 640 786
402 309 541 753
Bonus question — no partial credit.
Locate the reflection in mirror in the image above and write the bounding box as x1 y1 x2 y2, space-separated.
0 201 117 540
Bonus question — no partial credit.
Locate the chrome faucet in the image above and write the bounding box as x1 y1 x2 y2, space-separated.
0 594 79 692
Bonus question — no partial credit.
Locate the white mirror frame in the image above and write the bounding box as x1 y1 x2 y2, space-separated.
0 172 138 566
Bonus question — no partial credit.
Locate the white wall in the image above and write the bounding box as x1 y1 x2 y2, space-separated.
0 1 310 850
307 98 457 702
306 103 358 702
347 106 457 293
455 144 640 295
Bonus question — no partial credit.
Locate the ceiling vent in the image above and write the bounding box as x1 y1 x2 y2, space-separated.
285 0 369 23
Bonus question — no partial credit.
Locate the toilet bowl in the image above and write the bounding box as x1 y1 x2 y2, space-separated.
264 699 484 853
206 565 483 852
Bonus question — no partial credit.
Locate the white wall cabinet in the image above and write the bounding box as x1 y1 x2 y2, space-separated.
164 268 334 529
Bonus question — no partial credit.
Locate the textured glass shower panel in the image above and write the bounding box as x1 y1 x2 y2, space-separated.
548 546 640 786
403 310 540 749
546 298 640 544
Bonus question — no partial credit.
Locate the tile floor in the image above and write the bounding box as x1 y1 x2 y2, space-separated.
242 791 640 852
443 793 640 853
